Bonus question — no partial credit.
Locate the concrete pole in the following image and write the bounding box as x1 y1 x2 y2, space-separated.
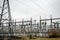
40 16 41 32
30 17 32 36
50 15 52 29
22 18 25 35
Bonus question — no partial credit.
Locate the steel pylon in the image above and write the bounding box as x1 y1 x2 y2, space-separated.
0 0 12 33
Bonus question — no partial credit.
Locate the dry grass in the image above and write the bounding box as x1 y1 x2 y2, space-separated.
18 36 60 40
36 38 60 40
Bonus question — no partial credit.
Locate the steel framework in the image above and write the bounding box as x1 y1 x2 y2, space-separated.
0 0 12 34
0 0 60 38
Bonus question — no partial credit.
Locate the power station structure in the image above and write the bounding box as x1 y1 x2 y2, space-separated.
0 0 60 40
0 0 12 35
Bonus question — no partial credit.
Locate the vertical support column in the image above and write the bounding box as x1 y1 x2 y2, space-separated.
37 23 39 36
45 19 46 37
40 16 41 32
30 17 32 36
15 19 16 33
22 18 24 34
37 23 39 32
50 15 52 29
44 22 46 31
57 22 59 29
22 18 26 36
34 20 36 36
45 17 46 32
7 0 12 34
19 24 21 34
54 23 56 28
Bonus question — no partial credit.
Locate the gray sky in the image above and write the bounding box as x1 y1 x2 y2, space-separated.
2 0 60 21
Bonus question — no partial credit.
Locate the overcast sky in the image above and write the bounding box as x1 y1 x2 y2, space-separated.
1 0 60 21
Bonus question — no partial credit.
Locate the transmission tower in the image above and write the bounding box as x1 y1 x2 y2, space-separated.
0 0 12 33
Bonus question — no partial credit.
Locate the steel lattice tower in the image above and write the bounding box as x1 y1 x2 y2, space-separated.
0 0 12 33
